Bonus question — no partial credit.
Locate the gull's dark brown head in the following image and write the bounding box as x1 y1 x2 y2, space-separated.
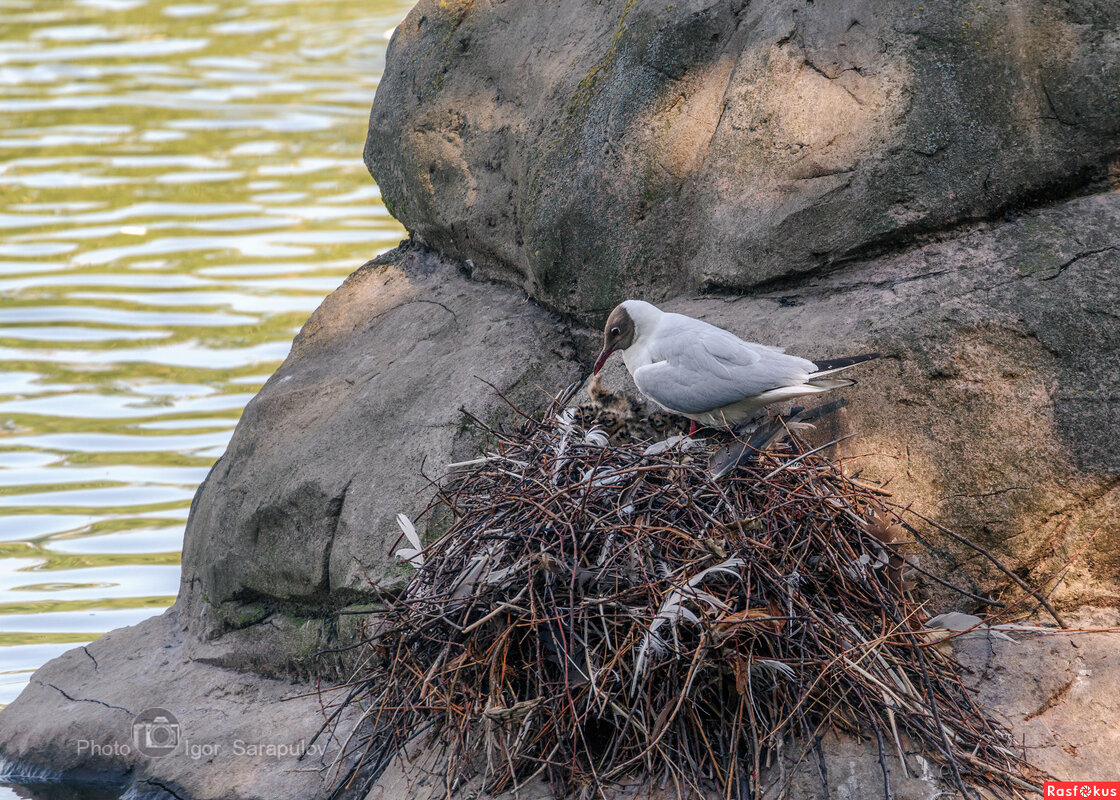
593 303 636 375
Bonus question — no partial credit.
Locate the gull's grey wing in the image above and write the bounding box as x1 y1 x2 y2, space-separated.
633 323 815 415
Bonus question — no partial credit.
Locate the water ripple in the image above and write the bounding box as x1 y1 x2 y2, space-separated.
0 0 412 724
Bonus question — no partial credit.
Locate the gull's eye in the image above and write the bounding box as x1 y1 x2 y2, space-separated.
610 326 620 336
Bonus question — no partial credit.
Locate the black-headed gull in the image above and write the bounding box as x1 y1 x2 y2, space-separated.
592 300 878 431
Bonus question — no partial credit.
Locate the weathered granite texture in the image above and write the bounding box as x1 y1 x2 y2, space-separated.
367 0 1120 317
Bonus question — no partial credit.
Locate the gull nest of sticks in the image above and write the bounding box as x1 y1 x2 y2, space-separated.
327 386 1047 800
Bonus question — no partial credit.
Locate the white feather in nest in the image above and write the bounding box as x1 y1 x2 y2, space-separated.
551 407 586 483
632 558 745 694
580 466 625 491
394 513 424 569
751 659 798 680
923 611 1050 645
642 435 704 456
449 539 507 600
557 409 611 483
583 426 610 447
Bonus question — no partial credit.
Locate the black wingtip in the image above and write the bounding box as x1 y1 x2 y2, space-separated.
811 352 881 373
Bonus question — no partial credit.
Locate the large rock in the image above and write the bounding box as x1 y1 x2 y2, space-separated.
178 245 581 642
367 0 1120 318
8 194 1116 798
363 0 1120 607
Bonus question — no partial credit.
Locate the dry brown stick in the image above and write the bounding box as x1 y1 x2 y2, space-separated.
895 505 1067 628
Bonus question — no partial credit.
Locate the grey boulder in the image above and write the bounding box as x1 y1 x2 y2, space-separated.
367 0 1120 318
178 245 581 642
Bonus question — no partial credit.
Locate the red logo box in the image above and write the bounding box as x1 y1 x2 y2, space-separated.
1045 784 1120 798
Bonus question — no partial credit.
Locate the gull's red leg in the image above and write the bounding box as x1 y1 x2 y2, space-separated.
688 420 698 436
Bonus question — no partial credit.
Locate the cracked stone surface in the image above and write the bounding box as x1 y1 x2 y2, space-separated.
955 608 1120 780
0 610 363 800
367 0 1120 318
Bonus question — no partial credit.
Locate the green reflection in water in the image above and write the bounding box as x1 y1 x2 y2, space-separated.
0 0 412 711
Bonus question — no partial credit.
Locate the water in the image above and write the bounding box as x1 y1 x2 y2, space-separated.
0 0 411 742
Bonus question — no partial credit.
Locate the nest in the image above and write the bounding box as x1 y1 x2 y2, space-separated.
326 387 1045 800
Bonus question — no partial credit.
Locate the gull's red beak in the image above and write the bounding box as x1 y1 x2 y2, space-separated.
592 348 613 375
